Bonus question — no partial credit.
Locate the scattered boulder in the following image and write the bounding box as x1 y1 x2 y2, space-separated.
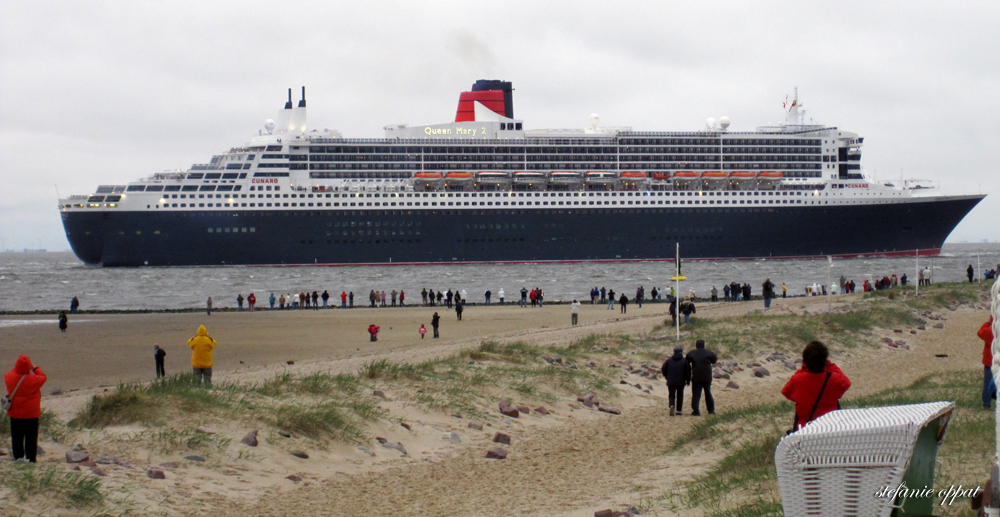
372 390 385 398
493 432 511 445
381 441 407 455
498 402 520 418
449 433 461 443
888 343 898 348
147 467 166 479
286 360 295 365
291 450 309 459
241 430 259 447
195 426 217 434
893 329 903 333
882 337 895 344
783 361 797 370
619 380 629 385
534 406 550 415
516 405 531 414
752 367 770 378
468 422 484 431
66 450 90 463
286 475 302 482
486 447 508 460
95 456 118 465
917 325 926 330
726 380 740 389
713 371 730 380
598 406 622 415
184 455 206 462
767 353 786 362
910 330 918 335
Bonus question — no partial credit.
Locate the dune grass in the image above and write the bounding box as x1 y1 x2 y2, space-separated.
0 461 103 507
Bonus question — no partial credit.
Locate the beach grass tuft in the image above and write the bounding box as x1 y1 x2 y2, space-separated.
0 461 103 506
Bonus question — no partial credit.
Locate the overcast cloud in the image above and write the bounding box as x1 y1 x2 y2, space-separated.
1 0 998 250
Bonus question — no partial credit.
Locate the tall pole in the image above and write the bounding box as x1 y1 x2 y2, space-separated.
675 243 680 341
915 249 920 296
827 256 832 310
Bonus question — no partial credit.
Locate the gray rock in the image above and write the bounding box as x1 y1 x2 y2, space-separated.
66 450 90 463
147 467 166 479
356 446 375 457
159 462 178 468
485 447 508 460
449 433 461 443
381 442 407 455
95 456 119 465
784 361 797 370
753 367 770 378
493 432 511 445
933 323 944 329
241 430 259 447
286 475 302 482
184 455 206 462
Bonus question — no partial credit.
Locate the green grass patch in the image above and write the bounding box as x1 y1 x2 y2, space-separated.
0 461 103 507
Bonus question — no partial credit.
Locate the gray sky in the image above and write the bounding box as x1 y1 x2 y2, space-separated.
2 1 998 250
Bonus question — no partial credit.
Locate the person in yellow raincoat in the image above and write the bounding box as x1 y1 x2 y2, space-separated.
187 325 217 387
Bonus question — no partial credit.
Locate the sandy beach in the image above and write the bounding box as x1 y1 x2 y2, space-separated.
0 291 990 516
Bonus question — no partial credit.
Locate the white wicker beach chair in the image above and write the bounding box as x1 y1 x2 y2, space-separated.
776 401 954 517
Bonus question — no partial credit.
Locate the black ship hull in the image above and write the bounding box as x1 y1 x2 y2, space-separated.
61 196 984 267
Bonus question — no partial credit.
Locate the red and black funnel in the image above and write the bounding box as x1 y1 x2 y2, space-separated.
455 80 513 122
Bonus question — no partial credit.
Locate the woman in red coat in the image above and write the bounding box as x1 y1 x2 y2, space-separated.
4 355 47 462
978 316 995 409
782 341 851 430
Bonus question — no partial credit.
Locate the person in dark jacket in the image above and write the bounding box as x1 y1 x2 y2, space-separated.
455 300 464 321
661 346 691 416
781 341 851 430
762 278 775 309
619 293 628 314
669 298 678 326
154 345 166 378
431 312 440 338
70 296 80 313
58 311 68 332
680 298 696 324
968 264 975 283
5 356 46 462
686 339 718 416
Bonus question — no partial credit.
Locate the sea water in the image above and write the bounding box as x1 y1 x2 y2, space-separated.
1 244 998 312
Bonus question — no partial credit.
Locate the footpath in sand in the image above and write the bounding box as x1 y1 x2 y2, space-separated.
0 293 989 516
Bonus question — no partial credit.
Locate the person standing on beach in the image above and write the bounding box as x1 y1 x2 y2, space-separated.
968 264 975 283
70 296 80 314
762 278 775 309
498 288 504 305
681 297 696 324
422 288 429 306
58 311 68 332
600 287 607 304
349 291 354 308
456 299 464 321
322 290 330 308
399 290 405 306
782 283 787 298
431 312 440 338
269 293 276 309
520 287 528 308
248 293 256 312
381 291 387 307
711 286 718 303
782 341 851 430
154 345 166 378
237 294 244 311
419 324 426 339
207 297 213 316
723 284 730 302
607 289 615 310
340 291 347 308
279 294 286 309
391 290 397 307
5 356 46 462
312 291 319 310
686 340 717 416
619 293 628 314
661 346 690 416
978 316 996 409
571 300 581 325
484 290 491 304
187 325 217 387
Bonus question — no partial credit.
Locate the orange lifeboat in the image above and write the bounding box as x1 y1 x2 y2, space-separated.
414 172 443 179
444 172 473 179
672 171 701 178
651 172 671 181
730 171 756 178
620 171 648 179
758 171 784 178
702 171 728 178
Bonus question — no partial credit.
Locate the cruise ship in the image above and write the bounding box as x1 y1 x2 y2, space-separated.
59 81 984 267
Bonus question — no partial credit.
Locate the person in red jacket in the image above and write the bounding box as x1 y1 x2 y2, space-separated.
368 324 380 342
978 316 996 409
247 293 256 312
4 355 47 462
781 341 851 430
